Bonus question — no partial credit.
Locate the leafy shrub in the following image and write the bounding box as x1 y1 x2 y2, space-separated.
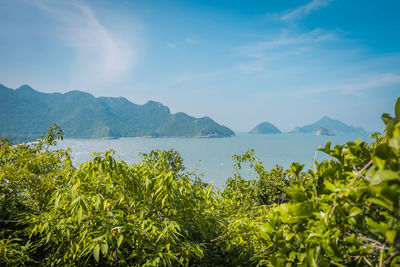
0 99 399 266
1 127 221 266
220 98 400 266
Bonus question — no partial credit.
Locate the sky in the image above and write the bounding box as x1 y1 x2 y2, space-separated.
0 0 399 132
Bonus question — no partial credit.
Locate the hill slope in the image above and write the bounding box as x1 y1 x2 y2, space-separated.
290 116 366 134
0 84 234 143
249 122 281 134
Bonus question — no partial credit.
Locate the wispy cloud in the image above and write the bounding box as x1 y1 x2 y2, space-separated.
31 0 138 88
186 36 197 44
336 73 400 94
167 42 177 48
252 73 400 99
280 0 333 21
233 28 337 75
290 73 400 96
237 28 336 59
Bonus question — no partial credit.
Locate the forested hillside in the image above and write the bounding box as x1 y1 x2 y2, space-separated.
0 84 234 143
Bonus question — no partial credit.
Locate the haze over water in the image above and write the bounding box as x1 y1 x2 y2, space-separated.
58 133 371 188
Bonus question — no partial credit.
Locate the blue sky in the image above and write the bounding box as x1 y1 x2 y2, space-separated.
0 0 399 132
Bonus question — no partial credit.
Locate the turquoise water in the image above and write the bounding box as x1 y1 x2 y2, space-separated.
57 133 371 188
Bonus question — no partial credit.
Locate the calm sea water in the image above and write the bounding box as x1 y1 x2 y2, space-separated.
57 133 371 188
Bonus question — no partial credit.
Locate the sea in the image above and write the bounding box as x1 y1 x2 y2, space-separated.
56 133 372 189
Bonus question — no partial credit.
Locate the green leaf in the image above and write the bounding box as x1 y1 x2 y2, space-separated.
368 220 387 235
349 207 362 217
382 113 395 125
374 143 389 159
369 170 399 185
355 137 362 145
368 198 393 211
331 262 347 267
100 242 108 256
106 179 111 192
54 194 61 209
389 136 400 150
372 156 386 169
395 97 400 120
306 247 318 267
93 244 100 263
386 230 397 244
46 232 51 244
260 223 274 234
41 222 49 234
285 232 295 241
77 206 83 225
117 235 123 248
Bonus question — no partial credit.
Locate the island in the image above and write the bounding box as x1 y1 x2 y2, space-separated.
249 122 281 134
290 116 366 135
0 84 235 143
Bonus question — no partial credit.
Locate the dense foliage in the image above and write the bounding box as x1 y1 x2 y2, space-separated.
1 99 399 266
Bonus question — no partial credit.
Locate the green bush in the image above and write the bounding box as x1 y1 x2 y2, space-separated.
0 99 399 266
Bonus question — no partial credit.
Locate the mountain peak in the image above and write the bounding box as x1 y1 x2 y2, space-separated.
143 100 171 114
144 100 163 106
249 121 281 134
17 84 36 92
64 90 95 99
0 83 10 91
319 116 337 122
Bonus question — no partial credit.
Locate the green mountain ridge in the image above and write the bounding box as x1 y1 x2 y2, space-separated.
249 122 281 134
0 84 235 143
290 116 366 134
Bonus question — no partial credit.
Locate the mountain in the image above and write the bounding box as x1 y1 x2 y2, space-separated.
0 84 235 143
290 116 366 135
249 122 281 134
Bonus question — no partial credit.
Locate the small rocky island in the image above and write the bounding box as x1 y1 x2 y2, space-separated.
315 127 335 136
249 122 281 134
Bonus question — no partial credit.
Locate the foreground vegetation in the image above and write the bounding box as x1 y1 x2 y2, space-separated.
1 99 400 266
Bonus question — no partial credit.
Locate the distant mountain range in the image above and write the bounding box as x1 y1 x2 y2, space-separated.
249 117 366 136
249 122 281 134
0 84 235 143
290 116 366 135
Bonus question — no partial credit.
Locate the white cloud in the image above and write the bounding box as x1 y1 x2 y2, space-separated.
31 0 138 88
252 73 400 99
176 73 192 83
281 0 333 21
295 73 400 96
233 28 337 75
237 28 336 59
186 36 196 44
339 73 400 93
167 42 177 48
